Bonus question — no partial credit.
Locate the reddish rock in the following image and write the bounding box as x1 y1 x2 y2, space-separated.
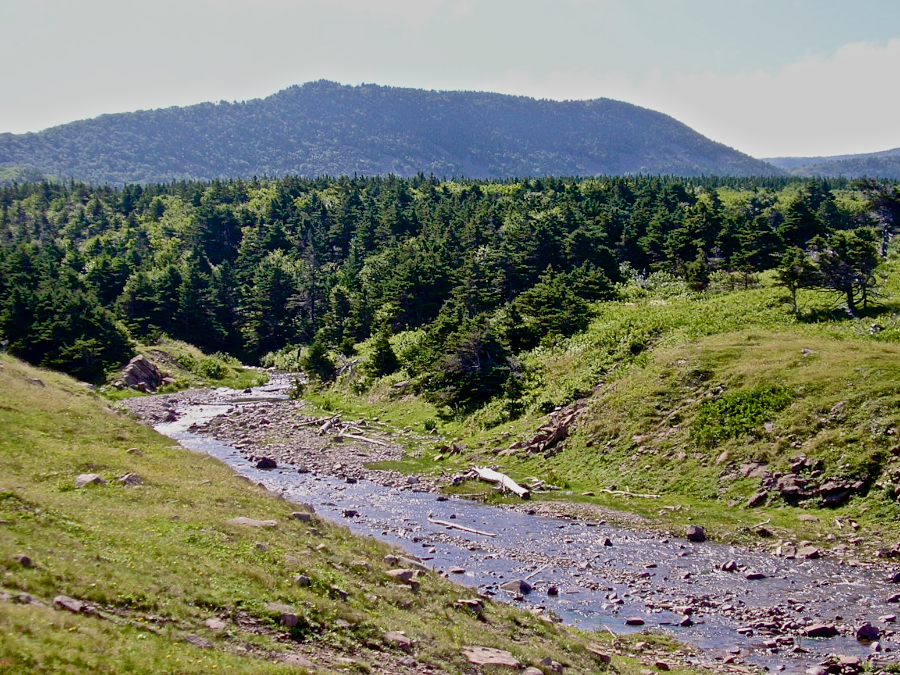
385 631 413 653
462 646 520 668
802 623 838 638
53 595 84 614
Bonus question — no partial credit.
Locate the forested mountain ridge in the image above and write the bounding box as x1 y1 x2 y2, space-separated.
0 81 781 185
765 147 900 179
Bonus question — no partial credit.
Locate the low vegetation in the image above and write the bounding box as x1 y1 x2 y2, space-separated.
1 354 685 674
312 254 900 555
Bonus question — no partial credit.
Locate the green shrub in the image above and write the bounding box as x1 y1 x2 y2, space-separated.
692 384 794 448
197 356 227 380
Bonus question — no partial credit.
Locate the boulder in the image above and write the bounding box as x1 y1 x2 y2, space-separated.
802 623 838 638
256 458 277 469
540 656 565 673
184 634 212 649
586 644 612 663
462 646 521 669
75 474 107 489
117 473 143 487
398 556 429 571
685 525 705 542
747 491 768 508
857 622 881 641
455 598 485 617
205 618 226 630
386 569 419 586
228 517 278 528
385 631 413 653
280 613 299 628
53 595 84 614
120 355 166 392
797 546 820 559
499 579 532 595
625 617 645 626
12 553 33 568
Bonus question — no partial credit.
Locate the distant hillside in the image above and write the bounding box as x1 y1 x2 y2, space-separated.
0 81 780 184
765 147 900 179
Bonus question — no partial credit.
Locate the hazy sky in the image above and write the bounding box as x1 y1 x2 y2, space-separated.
2 0 899 158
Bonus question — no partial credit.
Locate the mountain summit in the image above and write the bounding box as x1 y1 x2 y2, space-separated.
0 80 780 184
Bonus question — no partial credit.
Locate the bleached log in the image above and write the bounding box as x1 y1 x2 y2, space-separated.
342 433 390 447
472 466 530 499
597 488 661 499
427 518 497 537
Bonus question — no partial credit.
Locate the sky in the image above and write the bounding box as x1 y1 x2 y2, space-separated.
1 0 899 159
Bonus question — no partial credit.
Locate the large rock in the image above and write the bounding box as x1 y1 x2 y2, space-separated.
462 646 521 669
685 525 705 542
384 631 413 653
746 491 768 508
499 579 532 595
386 569 420 588
54 595 84 614
802 623 838 638
228 517 278 528
120 355 167 392
75 474 107 489
117 473 143 487
857 622 881 641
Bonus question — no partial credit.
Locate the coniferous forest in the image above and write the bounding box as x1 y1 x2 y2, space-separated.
1 174 898 412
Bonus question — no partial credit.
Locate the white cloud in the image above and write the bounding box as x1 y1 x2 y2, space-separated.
482 39 900 158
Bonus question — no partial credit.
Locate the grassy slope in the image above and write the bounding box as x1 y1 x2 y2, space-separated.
102 338 267 401
0 354 673 675
316 259 900 555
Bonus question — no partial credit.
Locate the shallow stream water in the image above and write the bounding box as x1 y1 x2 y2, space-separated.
155 382 900 674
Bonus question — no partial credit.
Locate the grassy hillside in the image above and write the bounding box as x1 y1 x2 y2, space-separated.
311 258 900 556
0 354 674 675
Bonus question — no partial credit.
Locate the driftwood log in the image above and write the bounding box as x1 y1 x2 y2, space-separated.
427 518 497 537
473 466 530 499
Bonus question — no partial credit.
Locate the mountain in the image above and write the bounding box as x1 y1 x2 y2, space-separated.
0 80 780 184
764 147 900 179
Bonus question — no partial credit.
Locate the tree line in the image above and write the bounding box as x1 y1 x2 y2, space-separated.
0 174 897 412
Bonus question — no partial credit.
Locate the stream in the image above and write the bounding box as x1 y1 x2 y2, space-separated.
153 380 900 674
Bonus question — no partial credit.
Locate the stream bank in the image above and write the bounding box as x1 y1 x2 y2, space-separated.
124 377 900 674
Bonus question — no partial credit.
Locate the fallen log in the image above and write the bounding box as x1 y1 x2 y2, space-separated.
525 563 550 580
428 518 497 537
597 488 661 499
342 433 390 447
318 416 341 435
473 467 530 499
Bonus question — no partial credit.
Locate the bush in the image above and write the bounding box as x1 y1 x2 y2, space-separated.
692 384 794 448
301 338 335 383
197 356 227 380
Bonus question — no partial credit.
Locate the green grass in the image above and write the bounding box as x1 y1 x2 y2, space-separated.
318 255 900 555
101 338 267 399
2 353 689 675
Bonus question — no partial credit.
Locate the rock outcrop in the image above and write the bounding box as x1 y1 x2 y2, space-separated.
114 355 174 393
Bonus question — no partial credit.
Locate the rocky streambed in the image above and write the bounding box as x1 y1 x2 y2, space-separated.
125 376 900 675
